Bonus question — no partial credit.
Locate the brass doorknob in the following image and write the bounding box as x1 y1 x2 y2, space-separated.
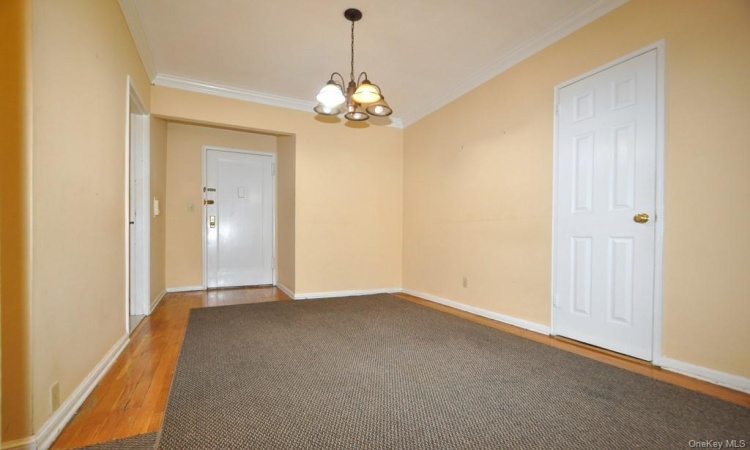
633 213 650 224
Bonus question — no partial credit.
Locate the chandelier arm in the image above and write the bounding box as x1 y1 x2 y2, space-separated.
329 72 346 89
356 72 369 86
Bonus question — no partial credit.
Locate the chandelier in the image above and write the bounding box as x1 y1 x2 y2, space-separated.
314 8 392 122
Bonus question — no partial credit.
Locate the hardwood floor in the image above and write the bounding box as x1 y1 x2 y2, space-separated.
395 293 750 409
51 287 291 449
52 288 749 448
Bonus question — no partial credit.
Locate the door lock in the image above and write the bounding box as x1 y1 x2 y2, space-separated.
204 199 214 205
209 215 216 228
633 213 650 224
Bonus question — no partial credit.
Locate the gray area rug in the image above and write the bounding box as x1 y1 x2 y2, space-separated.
158 294 750 449
74 432 157 449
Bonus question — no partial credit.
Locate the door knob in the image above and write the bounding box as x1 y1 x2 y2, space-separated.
633 213 650 224
204 199 214 205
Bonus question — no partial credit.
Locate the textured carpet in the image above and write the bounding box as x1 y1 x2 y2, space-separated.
74 433 157 449
158 294 750 449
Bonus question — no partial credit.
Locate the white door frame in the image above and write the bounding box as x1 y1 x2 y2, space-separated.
125 76 151 331
201 145 277 289
550 40 666 365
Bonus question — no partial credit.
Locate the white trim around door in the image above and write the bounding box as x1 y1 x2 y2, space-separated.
125 76 151 333
550 40 666 363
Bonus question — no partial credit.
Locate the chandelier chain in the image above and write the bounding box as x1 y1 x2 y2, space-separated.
350 20 355 82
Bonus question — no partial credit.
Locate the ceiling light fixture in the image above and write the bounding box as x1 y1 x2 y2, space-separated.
314 8 392 122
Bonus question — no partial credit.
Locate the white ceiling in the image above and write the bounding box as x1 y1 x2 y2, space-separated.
120 0 627 127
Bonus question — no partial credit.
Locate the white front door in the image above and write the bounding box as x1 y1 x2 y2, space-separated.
205 149 275 288
553 49 659 360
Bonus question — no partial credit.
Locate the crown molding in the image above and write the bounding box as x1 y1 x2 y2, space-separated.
398 0 629 127
118 0 157 80
154 74 316 111
153 74 405 128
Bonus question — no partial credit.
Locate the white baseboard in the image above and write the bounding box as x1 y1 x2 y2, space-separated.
293 287 401 300
275 283 295 299
33 334 130 450
402 288 551 336
150 289 166 313
165 285 205 293
1 437 36 450
659 357 750 394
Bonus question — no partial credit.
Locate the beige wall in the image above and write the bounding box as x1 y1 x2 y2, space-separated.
153 88 404 295
29 0 151 434
165 122 278 288
277 135 297 292
403 0 750 378
150 118 168 304
0 0 31 441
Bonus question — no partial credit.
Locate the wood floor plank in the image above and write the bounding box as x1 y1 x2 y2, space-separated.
50 288 748 449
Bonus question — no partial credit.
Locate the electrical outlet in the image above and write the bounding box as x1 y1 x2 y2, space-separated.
50 381 60 414
462 277 468 288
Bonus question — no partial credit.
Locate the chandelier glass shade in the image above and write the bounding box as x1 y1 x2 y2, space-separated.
316 80 346 107
314 8 393 122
